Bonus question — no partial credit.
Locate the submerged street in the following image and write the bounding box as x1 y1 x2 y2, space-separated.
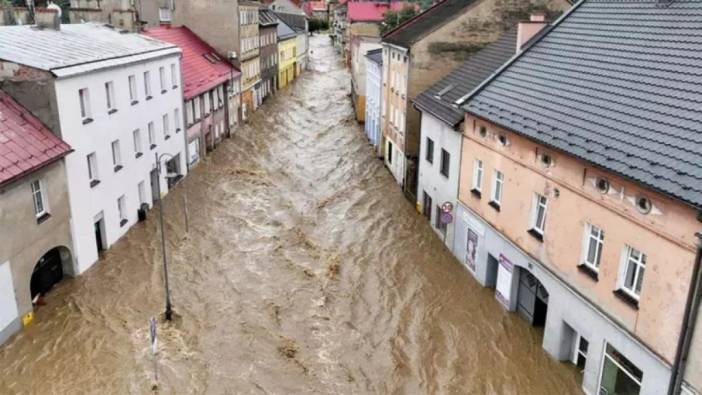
0 36 581 394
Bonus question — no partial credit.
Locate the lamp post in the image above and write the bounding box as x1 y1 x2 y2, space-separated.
155 152 176 321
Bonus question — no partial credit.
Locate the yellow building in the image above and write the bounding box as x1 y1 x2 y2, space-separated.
277 18 297 90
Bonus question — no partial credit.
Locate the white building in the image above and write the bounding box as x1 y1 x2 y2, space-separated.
0 22 187 274
364 48 382 155
413 29 519 251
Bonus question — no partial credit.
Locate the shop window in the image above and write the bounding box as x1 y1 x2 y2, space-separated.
599 343 642 395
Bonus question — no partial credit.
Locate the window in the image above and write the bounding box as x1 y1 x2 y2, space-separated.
111 140 122 171
194 96 201 120
203 93 210 115
159 66 167 93
159 7 171 22
174 108 181 132
490 170 504 207
138 181 147 205
87 152 99 187
440 149 450 177
425 137 434 164
148 121 156 149
387 141 393 164
422 191 432 219
573 335 588 372
171 63 178 88
472 159 483 193
31 180 48 218
435 205 446 234
79 88 92 122
162 114 170 139
530 194 548 237
117 195 127 226
582 224 604 270
143 71 152 99
133 129 143 158
105 81 116 113
619 246 646 299
186 100 194 125
599 344 642 395
128 75 138 103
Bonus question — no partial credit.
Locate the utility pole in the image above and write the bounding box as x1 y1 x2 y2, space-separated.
155 152 173 321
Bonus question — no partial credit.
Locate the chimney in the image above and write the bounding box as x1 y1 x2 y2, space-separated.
34 7 60 30
516 13 547 51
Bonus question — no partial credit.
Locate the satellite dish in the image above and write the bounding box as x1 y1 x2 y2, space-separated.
47 1 62 19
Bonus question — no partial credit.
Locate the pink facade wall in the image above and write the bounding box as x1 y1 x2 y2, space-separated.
458 114 699 363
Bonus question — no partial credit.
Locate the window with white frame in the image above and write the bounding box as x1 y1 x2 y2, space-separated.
144 71 152 98
162 113 170 139
491 170 504 206
581 223 604 270
619 246 646 299
105 81 116 113
174 108 181 132
111 140 122 171
194 96 201 120
128 75 138 103
530 193 548 236
440 149 450 178
31 179 48 218
472 159 483 192
159 7 171 22
133 129 142 157
171 63 178 88
203 93 210 115
148 121 156 148
138 181 147 205
117 195 127 226
87 152 99 186
159 66 166 93
79 88 91 121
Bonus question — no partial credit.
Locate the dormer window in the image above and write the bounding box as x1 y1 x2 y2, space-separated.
635 196 652 214
541 153 553 167
596 177 610 194
498 134 509 146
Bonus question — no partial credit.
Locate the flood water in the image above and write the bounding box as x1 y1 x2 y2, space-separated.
0 36 582 394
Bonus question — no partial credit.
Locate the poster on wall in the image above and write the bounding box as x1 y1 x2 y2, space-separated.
495 254 514 308
465 228 479 272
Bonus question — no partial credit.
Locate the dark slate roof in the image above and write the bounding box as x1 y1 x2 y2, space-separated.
275 14 297 40
413 28 517 128
461 0 702 208
365 48 383 65
259 7 280 26
382 0 477 48
275 11 307 32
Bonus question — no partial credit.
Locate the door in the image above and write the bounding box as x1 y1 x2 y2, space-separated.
94 218 105 252
517 269 549 326
150 168 159 205
30 249 64 298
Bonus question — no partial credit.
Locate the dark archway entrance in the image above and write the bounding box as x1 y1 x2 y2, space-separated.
516 268 549 327
30 247 68 300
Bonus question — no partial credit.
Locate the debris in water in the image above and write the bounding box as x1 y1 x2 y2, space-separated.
326 255 340 279
278 339 299 359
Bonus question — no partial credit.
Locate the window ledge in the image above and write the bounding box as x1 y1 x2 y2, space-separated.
488 201 501 212
440 171 449 179
114 164 123 172
165 135 171 140
90 179 101 188
36 212 51 224
108 108 118 115
176 128 181 133
120 218 128 227
613 289 639 309
577 264 599 281
135 152 143 159
146 96 153 101
82 117 93 125
131 100 139 106
161 90 167 94
527 228 544 242
150 144 157 150
470 189 481 199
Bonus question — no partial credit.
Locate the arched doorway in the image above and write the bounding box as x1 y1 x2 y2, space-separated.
30 247 73 301
516 267 549 327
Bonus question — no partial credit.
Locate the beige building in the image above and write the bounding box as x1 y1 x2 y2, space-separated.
239 1 262 120
0 91 73 346
380 0 571 199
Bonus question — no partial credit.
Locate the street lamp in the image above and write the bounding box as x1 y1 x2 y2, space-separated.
155 152 177 321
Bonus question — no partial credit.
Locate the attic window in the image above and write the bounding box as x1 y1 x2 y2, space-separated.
434 84 454 99
479 126 487 138
541 153 553 167
635 196 652 214
596 177 610 194
498 134 509 146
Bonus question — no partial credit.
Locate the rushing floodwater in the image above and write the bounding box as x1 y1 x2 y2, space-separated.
0 35 582 394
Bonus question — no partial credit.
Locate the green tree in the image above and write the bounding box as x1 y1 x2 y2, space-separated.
381 6 418 34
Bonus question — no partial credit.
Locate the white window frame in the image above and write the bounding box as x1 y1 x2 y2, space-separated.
581 223 604 271
79 88 91 120
186 100 194 125
117 195 127 223
87 152 99 183
105 81 115 112
31 179 48 217
598 343 643 393
472 159 483 191
530 193 548 235
159 66 167 93
618 245 646 299
148 121 156 148
491 170 504 205
143 71 152 98
111 140 122 168
194 97 201 120
174 108 181 131
133 129 142 156
162 113 170 138
171 64 178 88
129 75 138 102
203 93 210 115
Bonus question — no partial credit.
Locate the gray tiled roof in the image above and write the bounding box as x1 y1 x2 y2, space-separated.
275 11 307 32
383 0 477 48
461 0 702 208
365 48 383 65
275 14 297 40
0 23 176 74
260 8 280 26
413 28 517 128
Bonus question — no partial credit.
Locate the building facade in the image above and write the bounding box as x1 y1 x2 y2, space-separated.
453 2 702 394
364 48 382 155
239 1 262 120
143 26 242 168
380 0 570 200
275 12 308 76
0 23 187 274
0 91 73 346
350 34 380 122
276 17 297 90
259 7 279 102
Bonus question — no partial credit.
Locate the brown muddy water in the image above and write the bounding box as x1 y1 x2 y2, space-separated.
0 36 582 394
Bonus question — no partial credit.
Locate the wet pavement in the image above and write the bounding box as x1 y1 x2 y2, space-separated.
0 35 582 394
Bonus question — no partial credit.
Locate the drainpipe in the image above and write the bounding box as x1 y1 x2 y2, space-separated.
668 232 702 395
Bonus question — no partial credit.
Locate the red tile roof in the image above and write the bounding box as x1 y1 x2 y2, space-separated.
0 90 71 187
347 1 416 22
142 26 240 100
